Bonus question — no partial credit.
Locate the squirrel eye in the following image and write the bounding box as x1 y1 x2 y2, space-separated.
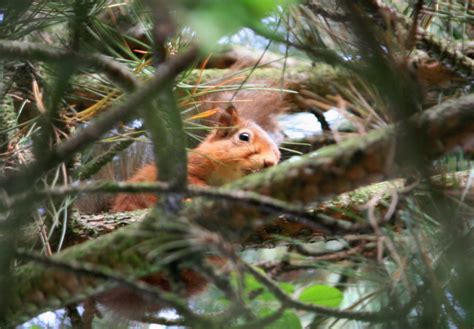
238 132 250 142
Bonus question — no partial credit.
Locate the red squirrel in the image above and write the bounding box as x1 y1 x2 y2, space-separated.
99 104 281 317
111 104 281 212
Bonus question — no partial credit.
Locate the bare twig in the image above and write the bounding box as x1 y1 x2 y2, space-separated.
143 0 176 64
304 1 349 22
292 242 367 260
139 315 186 326
230 307 285 329
405 0 424 50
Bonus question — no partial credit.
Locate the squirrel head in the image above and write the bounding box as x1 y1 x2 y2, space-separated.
190 105 281 186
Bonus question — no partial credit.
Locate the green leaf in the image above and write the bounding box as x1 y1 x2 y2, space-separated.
266 311 302 329
244 273 263 290
242 273 296 302
279 282 296 294
298 285 343 308
260 282 295 301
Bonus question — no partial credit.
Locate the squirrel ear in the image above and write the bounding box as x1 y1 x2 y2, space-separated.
215 105 240 138
218 105 239 126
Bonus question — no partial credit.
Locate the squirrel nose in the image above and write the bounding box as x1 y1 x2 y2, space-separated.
263 159 276 168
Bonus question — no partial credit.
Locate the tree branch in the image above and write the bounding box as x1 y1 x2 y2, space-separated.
0 46 198 198
15 249 211 326
0 40 138 92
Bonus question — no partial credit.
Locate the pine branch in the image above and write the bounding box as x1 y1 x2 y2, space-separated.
74 138 137 180
15 249 211 327
0 40 138 92
0 46 199 326
0 46 198 199
3 93 474 326
368 0 474 81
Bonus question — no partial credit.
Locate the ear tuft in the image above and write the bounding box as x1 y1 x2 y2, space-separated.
214 105 240 138
218 105 239 127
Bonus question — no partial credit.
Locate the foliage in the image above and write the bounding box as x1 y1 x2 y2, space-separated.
0 0 473 328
